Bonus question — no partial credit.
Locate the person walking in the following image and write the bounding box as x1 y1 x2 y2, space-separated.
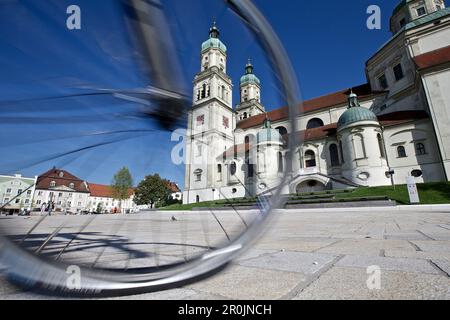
40 202 46 216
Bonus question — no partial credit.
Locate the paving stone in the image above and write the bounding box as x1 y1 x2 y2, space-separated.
187 265 306 300
410 240 450 253
335 255 439 274
254 238 337 252
431 259 450 276
294 267 450 300
238 251 337 274
316 239 415 256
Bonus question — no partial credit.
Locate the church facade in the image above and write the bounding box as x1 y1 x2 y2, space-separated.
183 0 450 204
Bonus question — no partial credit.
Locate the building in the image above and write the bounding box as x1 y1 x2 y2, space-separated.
87 183 136 214
33 167 90 214
0 174 37 214
183 0 450 204
167 181 182 201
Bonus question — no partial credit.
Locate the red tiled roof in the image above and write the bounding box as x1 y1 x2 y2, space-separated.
88 183 134 198
414 45 450 70
36 168 89 193
223 143 251 158
237 84 386 130
167 181 181 193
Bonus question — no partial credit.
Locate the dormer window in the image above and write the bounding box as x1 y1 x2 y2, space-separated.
69 183 75 189
417 6 426 17
50 181 56 187
59 172 64 178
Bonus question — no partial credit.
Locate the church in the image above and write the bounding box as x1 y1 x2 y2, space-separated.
183 0 450 204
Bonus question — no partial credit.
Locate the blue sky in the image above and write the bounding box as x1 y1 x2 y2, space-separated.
0 0 402 188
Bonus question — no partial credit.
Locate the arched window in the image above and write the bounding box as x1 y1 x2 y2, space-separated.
329 144 340 167
276 126 288 137
201 83 207 99
243 112 248 119
217 164 222 181
377 134 385 158
69 183 75 189
304 150 316 168
339 141 345 163
307 118 324 129
245 135 255 146
50 181 56 188
230 162 237 176
353 134 366 159
278 152 284 173
416 143 426 155
397 146 407 158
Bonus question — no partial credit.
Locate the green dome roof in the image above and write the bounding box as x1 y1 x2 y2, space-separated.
201 38 227 53
257 118 283 144
240 74 260 86
257 128 283 144
337 107 378 129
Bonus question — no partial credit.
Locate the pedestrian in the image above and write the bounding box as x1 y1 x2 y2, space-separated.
47 201 53 216
40 202 47 216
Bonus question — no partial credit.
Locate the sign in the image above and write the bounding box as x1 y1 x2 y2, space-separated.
406 176 420 204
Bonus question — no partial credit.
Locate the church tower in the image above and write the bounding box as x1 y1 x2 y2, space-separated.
183 22 235 204
236 60 265 122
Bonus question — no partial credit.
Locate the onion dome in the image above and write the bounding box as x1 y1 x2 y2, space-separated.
240 59 261 86
257 117 283 144
201 21 227 53
337 91 379 130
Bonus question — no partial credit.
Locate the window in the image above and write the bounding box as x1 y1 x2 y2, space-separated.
78 202 82 206
36 200 41 205
399 18 406 28
25 199 30 204
353 135 366 159
69 183 75 189
329 144 340 167
397 146 407 158
416 143 426 155
38 191 43 196
243 112 248 119
67 201 71 207
59 193 63 197
59 172 64 178
194 169 202 182
411 170 423 178
6 188 11 194
4 198 9 203
278 152 284 173
230 162 237 176
304 150 316 168
232 188 237 194
15 199 20 204
276 126 288 136
393 63 404 81
378 74 388 89
377 134 385 158
17 189 22 195
50 181 56 187
27 190 32 196
306 118 324 129
217 164 222 181
417 6 426 16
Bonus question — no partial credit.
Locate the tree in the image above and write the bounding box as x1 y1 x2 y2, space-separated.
134 174 171 208
111 167 133 213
